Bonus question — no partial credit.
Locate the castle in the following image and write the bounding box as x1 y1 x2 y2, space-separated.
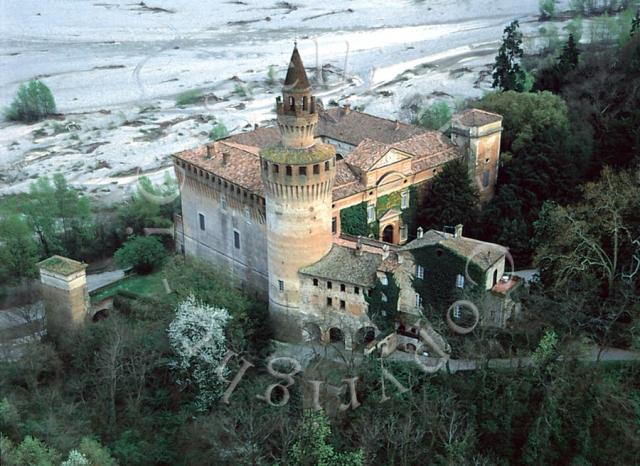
173 46 515 348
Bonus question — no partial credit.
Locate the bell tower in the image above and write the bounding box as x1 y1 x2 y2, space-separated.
260 45 336 341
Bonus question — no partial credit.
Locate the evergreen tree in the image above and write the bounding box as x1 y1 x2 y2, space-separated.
558 33 580 70
492 20 527 92
418 159 479 232
631 9 640 37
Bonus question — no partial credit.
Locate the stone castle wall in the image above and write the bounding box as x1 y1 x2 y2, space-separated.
177 167 269 300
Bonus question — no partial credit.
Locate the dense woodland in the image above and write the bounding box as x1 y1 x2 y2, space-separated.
1 7 640 466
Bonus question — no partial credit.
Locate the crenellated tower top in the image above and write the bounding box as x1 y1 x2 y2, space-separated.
276 45 318 148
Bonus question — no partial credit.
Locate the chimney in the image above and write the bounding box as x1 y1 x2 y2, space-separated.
394 120 400 130
417 227 424 239
355 236 363 256
382 244 389 260
222 151 230 165
455 224 463 238
343 103 351 115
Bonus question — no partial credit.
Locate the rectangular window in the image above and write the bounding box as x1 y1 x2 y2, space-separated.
327 297 333 307
416 265 424 279
380 275 388 286
401 190 409 209
327 281 332 289
400 226 407 242
453 304 461 319
233 230 240 249
482 170 490 188
313 278 318 286
221 196 227 211
340 300 346 309
198 213 205 231
340 284 346 292
299 166 307 176
273 164 279 174
331 217 337 235
286 166 292 176
456 274 465 288
313 164 320 174
415 293 422 308
278 280 284 292
354 287 360 295
367 204 376 223
324 161 330 171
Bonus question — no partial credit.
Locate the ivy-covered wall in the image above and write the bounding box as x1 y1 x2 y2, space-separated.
338 183 422 240
409 245 485 322
365 272 399 333
340 202 369 236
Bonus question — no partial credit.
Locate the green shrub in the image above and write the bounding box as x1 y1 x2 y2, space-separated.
5 80 56 122
416 101 451 130
539 0 556 19
175 90 202 107
209 121 229 140
114 236 166 274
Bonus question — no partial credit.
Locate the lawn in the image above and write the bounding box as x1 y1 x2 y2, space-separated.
91 271 166 302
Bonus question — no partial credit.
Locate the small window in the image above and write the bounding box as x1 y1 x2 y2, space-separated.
299 166 307 176
286 165 292 176
273 164 279 174
340 300 346 309
331 217 337 235
327 297 333 307
302 96 308 110
456 274 465 288
221 196 227 211
401 190 409 209
313 278 319 286
453 304 461 319
415 293 422 308
367 204 376 223
354 286 360 295
289 96 294 110
340 284 346 292
278 280 284 292
482 170 490 188
324 161 330 171
198 213 205 231
416 265 424 279
327 281 332 289
244 207 251 220
234 231 240 249
400 226 408 242
313 164 320 174
380 275 388 286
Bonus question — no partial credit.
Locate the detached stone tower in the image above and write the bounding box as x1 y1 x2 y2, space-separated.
260 45 336 341
38 255 89 339
450 109 503 203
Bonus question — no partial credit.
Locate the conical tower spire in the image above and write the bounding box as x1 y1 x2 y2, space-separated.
276 43 317 148
284 45 310 91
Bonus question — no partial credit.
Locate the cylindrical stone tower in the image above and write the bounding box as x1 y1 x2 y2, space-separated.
260 45 336 341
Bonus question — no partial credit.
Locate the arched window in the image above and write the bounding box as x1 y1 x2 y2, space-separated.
288 96 295 110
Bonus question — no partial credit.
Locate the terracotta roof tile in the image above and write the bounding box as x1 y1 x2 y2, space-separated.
452 108 502 127
317 107 427 146
174 141 264 195
226 126 281 148
300 244 381 287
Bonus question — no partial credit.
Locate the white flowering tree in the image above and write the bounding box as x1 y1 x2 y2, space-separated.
167 294 230 411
